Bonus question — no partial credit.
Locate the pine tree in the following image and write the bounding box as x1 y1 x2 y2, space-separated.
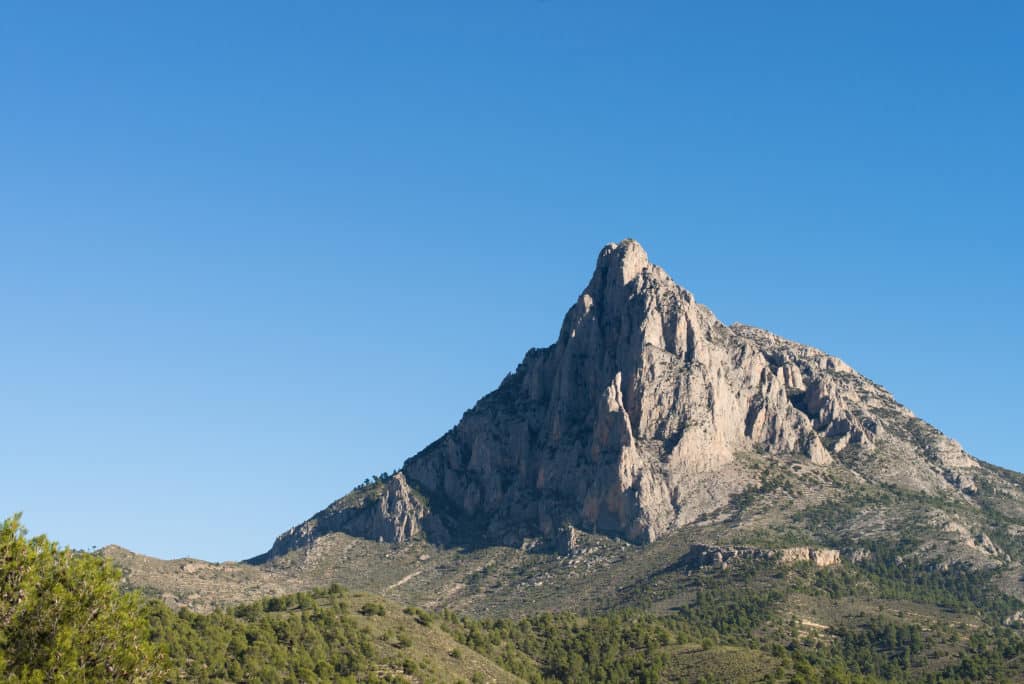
0 514 163 681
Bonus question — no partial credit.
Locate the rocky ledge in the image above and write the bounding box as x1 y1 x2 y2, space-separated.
680 544 841 571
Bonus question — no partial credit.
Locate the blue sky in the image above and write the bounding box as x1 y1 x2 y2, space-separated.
1 2 1021 561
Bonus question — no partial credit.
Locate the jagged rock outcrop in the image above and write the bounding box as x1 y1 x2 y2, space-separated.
253 239 980 557
252 473 428 561
777 547 842 567
556 525 581 556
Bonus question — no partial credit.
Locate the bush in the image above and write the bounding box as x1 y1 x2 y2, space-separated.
360 602 386 617
0 514 162 681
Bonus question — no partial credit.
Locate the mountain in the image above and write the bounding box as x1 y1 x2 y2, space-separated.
252 239 987 561
102 239 1024 680
105 240 1024 626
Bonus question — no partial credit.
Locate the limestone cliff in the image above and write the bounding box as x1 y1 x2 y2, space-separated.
402 239 919 544
256 239 979 555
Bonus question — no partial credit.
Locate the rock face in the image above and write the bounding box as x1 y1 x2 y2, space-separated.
402 240 900 544
254 239 980 557
680 544 841 571
777 547 842 567
555 525 581 556
254 473 427 561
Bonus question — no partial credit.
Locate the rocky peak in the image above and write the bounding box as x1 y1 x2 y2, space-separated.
254 239 980 559
399 239 902 545
592 239 653 288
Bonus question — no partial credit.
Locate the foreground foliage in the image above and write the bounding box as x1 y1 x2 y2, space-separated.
0 515 161 682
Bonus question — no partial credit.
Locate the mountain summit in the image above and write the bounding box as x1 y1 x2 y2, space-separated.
258 240 979 557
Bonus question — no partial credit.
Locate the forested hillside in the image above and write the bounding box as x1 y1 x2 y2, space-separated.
145 563 1024 683
8 513 1024 683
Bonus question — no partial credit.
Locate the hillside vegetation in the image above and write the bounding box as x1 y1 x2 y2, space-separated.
10 513 1024 683
149 564 1024 684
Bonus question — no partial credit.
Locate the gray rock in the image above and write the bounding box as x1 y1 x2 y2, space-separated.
402 240 913 544
679 544 840 571
556 525 580 556
254 239 980 556
255 473 427 559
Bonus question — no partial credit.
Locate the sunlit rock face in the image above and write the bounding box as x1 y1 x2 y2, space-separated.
403 239 919 545
261 238 978 555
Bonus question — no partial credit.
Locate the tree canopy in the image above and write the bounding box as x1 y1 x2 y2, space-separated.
0 514 161 682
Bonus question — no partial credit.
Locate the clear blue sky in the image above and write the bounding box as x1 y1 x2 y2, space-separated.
2 2 1021 561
